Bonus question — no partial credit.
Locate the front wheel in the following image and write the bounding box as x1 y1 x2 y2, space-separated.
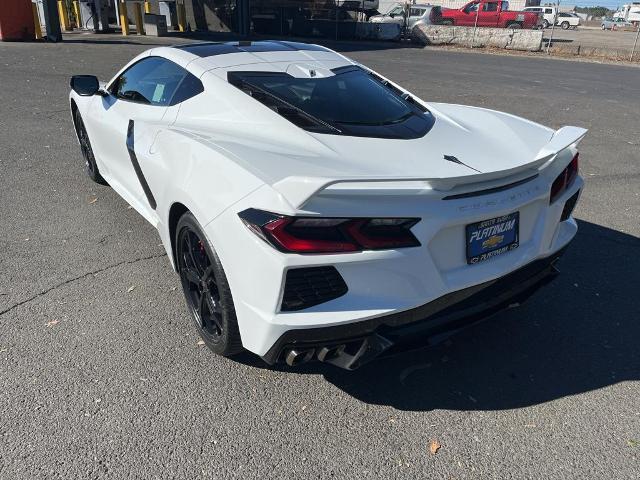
74 109 106 185
440 19 453 26
561 21 569 29
542 19 549 29
176 212 243 357
601 24 605 30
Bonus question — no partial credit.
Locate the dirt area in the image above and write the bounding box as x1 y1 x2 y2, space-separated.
545 26 640 59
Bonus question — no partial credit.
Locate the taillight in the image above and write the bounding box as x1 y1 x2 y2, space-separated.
239 209 421 254
550 152 579 203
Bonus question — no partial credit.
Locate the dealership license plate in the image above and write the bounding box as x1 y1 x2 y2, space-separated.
466 212 519 264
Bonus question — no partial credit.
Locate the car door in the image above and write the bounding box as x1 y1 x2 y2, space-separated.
544 8 554 24
459 1 480 26
407 7 425 28
387 5 405 25
87 57 188 211
480 1 499 26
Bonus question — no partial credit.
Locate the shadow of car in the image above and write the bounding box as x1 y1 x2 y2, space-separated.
236 219 640 412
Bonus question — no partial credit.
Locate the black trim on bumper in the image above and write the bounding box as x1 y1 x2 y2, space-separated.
262 247 567 369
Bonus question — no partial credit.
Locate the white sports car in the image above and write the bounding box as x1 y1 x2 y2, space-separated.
69 40 586 370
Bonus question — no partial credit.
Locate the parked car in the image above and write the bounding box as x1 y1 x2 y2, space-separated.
601 17 634 29
523 5 556 28
556 12 580 29
440 0 540 29
370 3 442 30
69 40 586 370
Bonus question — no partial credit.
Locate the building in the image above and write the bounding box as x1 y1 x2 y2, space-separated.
180 0 568 37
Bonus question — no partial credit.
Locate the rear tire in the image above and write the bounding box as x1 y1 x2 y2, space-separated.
74 109 106 185
176 212 243 357
508 22 522 29
542 19 549 29
440 19 453 25
561 21 569 29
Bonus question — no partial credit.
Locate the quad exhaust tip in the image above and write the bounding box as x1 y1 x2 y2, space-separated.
284 348 315 367
283 335 393 370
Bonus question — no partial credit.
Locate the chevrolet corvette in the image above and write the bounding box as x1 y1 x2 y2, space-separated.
69 40 586 370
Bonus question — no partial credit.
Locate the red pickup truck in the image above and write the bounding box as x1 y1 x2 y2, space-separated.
440 0 541 29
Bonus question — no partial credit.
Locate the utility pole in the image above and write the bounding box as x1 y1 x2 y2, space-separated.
472 3 480 48
546 0 560 54
631 23 640 62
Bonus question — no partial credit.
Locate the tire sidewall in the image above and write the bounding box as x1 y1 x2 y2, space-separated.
74 109 105 184
175 212 242 356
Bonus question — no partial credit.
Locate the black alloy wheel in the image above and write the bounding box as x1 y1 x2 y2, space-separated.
74 109 106 185
176 212 242 356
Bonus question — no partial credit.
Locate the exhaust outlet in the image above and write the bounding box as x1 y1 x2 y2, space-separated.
284 348 314 367
317 345 345 362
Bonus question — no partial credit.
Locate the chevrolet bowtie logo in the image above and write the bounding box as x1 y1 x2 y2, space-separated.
482 235 504 249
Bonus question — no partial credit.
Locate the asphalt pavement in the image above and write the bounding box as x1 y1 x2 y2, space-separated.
1 35 639 479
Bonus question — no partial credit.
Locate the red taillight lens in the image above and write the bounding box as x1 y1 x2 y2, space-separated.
264 217 360 253
239 209 421 254
550 152 579 204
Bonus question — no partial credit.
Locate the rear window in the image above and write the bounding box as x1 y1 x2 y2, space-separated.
228 66 435 139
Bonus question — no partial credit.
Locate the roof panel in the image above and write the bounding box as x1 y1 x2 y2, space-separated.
173 40 330 58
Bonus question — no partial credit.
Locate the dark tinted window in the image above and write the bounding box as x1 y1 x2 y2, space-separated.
112 57 187 106
170 72 204 105
229 67 435 139
483 3 498 12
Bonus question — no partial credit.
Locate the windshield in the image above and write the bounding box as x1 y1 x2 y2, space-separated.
229 66 435 139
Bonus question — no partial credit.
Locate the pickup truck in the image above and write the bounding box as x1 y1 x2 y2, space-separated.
440 0 540 29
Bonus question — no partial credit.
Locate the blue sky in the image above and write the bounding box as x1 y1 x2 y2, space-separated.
569 0 628 8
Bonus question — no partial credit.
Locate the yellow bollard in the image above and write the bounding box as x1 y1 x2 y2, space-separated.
32 2 43 40
73 0 81 28
133 3 145 35
57 0 72 31
177 0 186 32
144 0 151 14
119 1 130 36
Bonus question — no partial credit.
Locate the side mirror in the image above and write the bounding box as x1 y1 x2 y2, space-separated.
389 13 395 17
70 75 100 96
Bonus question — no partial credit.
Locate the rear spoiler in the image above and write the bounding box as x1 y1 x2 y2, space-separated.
273 126 587 210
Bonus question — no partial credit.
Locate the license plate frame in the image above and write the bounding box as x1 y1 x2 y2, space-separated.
466 212 520 265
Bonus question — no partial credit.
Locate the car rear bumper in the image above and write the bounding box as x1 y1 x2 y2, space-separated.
262 246 567 370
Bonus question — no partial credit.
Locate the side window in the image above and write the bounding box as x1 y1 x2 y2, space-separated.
483 2 498 12
465 2 479 13
545 8 552 14
112 57 187 106
409 8 421 16
170 73 205 105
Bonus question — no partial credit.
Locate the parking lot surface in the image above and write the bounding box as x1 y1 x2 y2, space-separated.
1 36 639 479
